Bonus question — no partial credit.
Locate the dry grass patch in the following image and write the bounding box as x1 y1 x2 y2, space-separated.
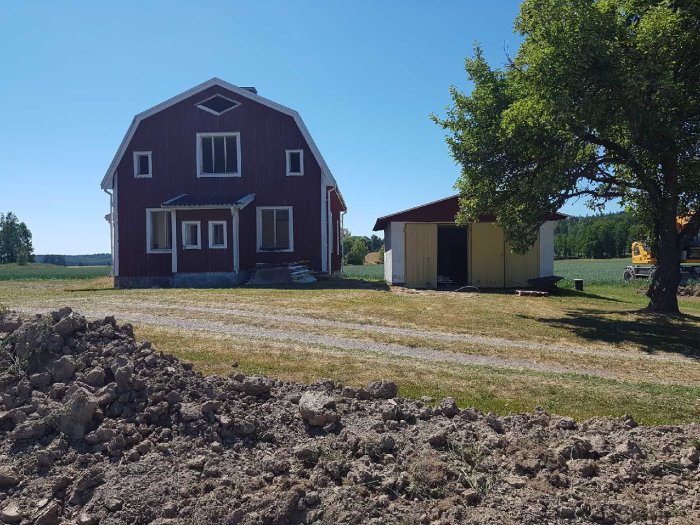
135 325 700 425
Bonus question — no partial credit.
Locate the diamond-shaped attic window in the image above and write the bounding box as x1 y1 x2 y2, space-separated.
196 94 240 115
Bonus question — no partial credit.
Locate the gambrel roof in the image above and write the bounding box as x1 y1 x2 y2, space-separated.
101 78 344 207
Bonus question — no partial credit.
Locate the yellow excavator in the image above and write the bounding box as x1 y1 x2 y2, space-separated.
623 217 700 282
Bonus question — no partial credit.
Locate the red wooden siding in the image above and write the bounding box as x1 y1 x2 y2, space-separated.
176 209 233 273
116 84 323 277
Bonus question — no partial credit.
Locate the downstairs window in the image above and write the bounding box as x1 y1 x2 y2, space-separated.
257 207 293 252
182 221 201 249
147 210 172 252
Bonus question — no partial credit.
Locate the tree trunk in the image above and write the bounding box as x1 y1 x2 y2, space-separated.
645 209 681 315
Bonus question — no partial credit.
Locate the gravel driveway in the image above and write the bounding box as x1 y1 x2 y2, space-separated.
17 300 697 381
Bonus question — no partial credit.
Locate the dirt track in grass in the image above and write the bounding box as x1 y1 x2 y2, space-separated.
16 299 699 382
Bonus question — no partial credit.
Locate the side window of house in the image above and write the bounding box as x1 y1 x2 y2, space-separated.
134 152 152 178
147 210 171 252
257 207 293 252
182 222 201 249
197 133 240 177
286 150 303 176
209 221 227 249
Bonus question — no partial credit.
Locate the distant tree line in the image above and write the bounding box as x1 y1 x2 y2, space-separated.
35 253 112 266
554 212 645 259
342 231 383 265
0 212 34 265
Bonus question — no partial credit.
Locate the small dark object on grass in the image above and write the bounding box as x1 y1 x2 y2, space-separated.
527 276 563 293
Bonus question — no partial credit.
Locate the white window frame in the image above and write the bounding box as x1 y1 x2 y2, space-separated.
145 208 172 254
133 151 152 178
256 206 294 253
286 149 304 176
196 132 241 178
208 221 228 249
195 94 240 116
181 221 202 250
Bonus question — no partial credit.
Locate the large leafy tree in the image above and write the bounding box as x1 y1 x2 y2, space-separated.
0 212 34 264
433 0 700 314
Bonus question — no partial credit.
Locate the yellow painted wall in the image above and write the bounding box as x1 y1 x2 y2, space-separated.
469 223 505 287
404 223 437 288
505 237 540 287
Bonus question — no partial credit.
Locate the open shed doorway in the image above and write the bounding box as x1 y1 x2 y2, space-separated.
437 225 468 288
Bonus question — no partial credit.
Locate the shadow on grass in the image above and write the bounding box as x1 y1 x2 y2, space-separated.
529 308 700 357
244 278 390 291
555 288 629 303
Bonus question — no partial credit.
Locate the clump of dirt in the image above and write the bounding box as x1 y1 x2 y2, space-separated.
0 308 698 525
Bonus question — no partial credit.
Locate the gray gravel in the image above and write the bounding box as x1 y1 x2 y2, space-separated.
15 304 659 380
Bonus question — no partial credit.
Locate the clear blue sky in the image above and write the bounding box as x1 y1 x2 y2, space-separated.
0 1 612 255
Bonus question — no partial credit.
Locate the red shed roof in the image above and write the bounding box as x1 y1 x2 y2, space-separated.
372 196 566 231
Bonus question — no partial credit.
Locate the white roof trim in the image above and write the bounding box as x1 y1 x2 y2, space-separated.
100 78 341 201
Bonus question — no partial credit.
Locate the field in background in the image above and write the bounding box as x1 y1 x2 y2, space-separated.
0 263 111 281
554 258 628 285
364 251 381 264
344 258 631 286
343 264 384 280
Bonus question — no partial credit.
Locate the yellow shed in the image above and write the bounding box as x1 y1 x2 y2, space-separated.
373 196 564 289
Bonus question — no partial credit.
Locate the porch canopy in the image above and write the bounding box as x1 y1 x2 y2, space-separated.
161 192 255 209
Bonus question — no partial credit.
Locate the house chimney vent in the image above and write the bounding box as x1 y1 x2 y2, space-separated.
241 86 257 94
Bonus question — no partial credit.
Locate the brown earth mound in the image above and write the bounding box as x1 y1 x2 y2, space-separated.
0 308 698 525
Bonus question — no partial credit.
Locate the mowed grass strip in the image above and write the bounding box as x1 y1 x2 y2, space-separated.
136 325 700 425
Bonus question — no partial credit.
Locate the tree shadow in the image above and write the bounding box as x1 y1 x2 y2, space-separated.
554 288 628 303
525 308 700 357
244 278 390 291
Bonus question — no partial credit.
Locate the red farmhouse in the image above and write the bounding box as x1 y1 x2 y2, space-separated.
101 79 346 288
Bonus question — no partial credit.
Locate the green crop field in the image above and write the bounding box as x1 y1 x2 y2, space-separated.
554 258 629 286
345 259 631 286
0 263 111 281
343 264 384 281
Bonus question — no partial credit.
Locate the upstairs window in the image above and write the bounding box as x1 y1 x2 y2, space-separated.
146 209 172 253
133 151 152 178
196 94 240 115
209 221 227 249
257 207 293 252
182 221 201 249
197 132 241 177
286 150 303 176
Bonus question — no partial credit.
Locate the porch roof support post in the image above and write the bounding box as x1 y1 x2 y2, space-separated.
171 210 177 274
232 207 239 274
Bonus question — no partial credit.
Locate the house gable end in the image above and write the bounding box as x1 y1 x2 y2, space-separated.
101 78 342 202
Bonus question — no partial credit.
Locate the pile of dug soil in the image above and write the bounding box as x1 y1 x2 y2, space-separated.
0 308 698 525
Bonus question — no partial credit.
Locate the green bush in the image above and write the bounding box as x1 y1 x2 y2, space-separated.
377 245 385 264
345 238 369 266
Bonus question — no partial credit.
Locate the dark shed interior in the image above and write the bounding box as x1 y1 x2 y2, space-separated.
437 225 468 288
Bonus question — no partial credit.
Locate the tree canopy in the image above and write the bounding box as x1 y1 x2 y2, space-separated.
434 0 700 313
0 212 34 265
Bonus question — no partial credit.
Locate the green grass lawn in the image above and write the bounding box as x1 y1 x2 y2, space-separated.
0 263 111 281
